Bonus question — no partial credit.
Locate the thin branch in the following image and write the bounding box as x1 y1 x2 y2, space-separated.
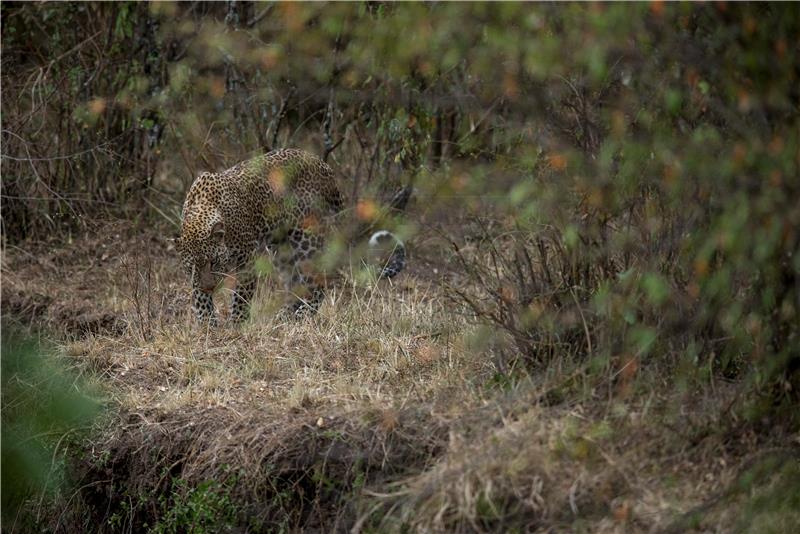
247 3 274 27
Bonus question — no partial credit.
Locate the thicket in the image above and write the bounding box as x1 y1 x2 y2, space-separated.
4 0 797 415
1 1 799 530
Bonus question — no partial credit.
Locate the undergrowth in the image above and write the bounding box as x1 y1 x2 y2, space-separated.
2 2 799 532
3 224 797 532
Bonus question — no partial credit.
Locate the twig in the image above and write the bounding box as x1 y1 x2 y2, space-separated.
455 97 504 145
247 3 274 27
570 286 592 355
271 87 296 149
143 197 180 229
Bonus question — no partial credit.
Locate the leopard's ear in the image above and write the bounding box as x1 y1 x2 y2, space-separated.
211 221 224 243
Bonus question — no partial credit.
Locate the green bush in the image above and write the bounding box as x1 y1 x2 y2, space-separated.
149 478 239 534
1 328 101 525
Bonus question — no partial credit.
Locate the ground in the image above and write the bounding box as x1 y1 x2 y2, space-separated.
2 216 798 532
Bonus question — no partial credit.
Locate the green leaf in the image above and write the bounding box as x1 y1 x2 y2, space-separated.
642 273 670 306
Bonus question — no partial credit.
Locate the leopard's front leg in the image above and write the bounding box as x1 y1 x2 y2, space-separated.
191 284 219 326
231 268 256 323
286 228 326 317
228 249 258 324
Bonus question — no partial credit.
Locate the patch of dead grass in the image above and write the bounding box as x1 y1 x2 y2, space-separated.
4 221 797 532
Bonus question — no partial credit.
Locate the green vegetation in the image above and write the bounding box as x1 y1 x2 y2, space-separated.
1 2 798 532
1 329 101 528
149 478 239 534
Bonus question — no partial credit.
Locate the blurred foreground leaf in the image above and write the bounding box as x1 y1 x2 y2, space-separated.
1 327 101 523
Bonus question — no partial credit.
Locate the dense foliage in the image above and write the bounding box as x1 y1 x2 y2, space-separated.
1 1 798 531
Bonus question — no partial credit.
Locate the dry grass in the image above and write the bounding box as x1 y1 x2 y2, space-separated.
3 219 797 533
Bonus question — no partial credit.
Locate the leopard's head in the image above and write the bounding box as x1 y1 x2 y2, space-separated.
176 205 230 292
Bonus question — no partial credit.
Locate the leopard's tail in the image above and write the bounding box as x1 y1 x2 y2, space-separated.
368 230 406 279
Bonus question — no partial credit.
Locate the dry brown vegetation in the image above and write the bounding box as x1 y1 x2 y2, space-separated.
3 2 799 532
3 214 797 533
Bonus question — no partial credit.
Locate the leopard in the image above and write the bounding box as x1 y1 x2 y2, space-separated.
175 148 406 325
